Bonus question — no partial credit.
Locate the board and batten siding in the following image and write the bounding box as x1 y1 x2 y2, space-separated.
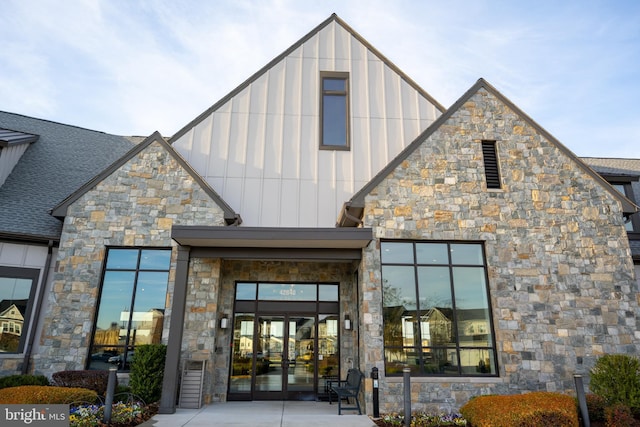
0 143 30 187
172 20 441 227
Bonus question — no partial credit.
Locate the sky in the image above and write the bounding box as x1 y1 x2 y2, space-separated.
1 0 639 159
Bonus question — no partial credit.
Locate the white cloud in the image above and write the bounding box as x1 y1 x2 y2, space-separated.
0 0 638 157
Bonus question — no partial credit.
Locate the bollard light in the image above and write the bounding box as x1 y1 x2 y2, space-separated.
103 366 118 424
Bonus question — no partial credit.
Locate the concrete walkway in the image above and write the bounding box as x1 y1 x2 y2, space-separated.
140 401 377 427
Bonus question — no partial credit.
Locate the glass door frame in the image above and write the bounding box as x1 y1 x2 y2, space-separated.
228 282 340 401
252 313 316 400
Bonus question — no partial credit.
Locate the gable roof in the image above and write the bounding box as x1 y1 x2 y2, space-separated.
338 78 640 226
51 131 240 225
0 111 134 243
170 13 445 143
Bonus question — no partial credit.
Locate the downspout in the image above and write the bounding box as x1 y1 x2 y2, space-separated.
355 268 361 371
22 239 54 374
342 204 363 227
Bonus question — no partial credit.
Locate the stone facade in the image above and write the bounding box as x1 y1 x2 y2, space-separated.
199 260 358 401
34 139 228 375
18 85 638 415
359 87 639 412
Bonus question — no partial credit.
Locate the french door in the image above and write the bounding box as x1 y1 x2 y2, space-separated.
228 282 340 401
253 315 314 399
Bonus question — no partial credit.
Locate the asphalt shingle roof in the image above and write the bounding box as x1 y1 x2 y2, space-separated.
582 157 640 203
0 111 134 242
582 157 640 259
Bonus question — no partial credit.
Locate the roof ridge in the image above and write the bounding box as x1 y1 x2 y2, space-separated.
581 156 640 161
169 13 444 143
0 110 122 137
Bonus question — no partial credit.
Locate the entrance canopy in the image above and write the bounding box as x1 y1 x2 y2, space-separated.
171 226 373 261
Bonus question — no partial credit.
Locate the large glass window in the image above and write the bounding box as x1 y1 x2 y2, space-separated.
88 248 171 371
320 72 349 149
381 241 497 376
0 267 39 353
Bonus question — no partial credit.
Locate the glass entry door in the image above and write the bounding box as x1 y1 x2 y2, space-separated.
229 282 340 401
253 315 315 399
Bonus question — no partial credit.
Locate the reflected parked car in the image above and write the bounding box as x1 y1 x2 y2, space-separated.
91 351 116 362
108 351 134 368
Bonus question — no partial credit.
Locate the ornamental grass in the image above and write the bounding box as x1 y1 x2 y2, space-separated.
460 391 578 427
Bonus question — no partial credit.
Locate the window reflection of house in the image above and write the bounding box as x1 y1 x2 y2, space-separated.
92 308 164 349
384 304 494 374
126 309 164 345
0 300 26 353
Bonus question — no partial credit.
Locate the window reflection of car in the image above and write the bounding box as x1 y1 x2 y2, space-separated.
91 352 116 362
108 351 134 368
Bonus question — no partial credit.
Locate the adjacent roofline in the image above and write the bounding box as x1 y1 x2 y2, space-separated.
597 173 639 183
338 78 639 226
171 225 372 249
0 110 121 137
50 131 241 225
169 13 445 143
0 231 59 246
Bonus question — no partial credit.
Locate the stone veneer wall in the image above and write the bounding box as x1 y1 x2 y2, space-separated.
359 88 640 413
34 140 227 376
183 259 358 403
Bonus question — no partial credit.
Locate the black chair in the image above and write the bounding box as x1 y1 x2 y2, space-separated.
328 368 364 415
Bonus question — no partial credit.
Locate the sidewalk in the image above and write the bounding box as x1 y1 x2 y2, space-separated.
140 400 377 427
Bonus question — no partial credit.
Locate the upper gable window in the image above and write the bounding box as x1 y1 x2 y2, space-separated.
320 72 350 150
481 141 501 189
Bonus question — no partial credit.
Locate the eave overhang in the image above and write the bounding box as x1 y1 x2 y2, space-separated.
171 226 372 249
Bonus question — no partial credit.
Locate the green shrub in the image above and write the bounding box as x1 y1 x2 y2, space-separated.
0 374 50 390
0 385 97 404
129 344 166 404
460 392 578 427
590 354 640 410
52 370 113 396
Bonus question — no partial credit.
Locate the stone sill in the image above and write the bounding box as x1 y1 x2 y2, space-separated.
0 353 23 359
385 376 505 384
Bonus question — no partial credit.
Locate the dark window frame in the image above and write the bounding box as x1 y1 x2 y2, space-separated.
380 240 499 377
481 140 501 189
87 247 171 371
606 178 640 233
0 266 40 354
319 71 350 151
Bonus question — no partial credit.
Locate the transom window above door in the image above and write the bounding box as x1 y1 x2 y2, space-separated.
236 282 338 302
